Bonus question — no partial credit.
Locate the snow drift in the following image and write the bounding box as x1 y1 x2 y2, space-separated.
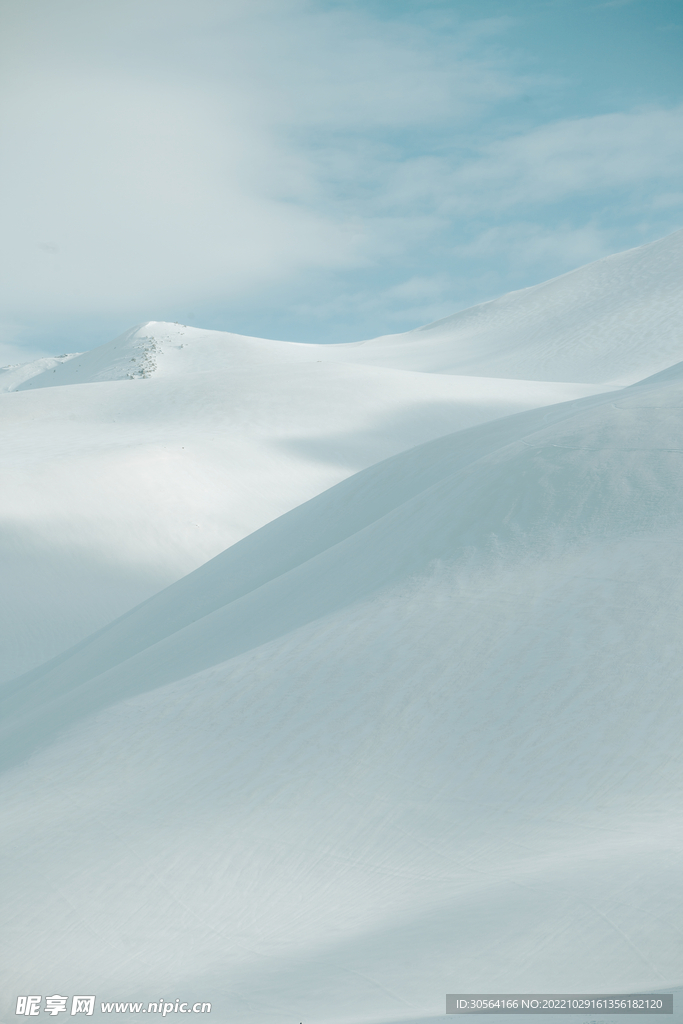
0 332 618 682
1 231 683 1023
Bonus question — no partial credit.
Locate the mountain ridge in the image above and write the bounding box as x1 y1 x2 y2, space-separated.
2 230 683 1022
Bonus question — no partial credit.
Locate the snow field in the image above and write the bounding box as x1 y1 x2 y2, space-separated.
0 331 615 682
2 230 683 1023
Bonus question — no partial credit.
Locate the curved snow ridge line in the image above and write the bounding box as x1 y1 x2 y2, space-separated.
0 352 81 393
3 367 683 769
11 228 683 393
344 228 683 384
14 323 165 390
0 324 619 686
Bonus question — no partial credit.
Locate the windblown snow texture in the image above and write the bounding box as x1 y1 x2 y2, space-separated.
1 230 682 1024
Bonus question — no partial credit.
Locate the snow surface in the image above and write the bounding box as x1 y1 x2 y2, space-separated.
320 229 683 385
1 231 683 1023
0 351 79 393
1 331 614 682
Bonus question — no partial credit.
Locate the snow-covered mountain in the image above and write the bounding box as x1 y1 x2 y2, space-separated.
1 230 683 1023
0 330 616 682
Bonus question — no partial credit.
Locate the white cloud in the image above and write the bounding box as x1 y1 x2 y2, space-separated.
379 105 683 216
0 0 682 352
291 270 459 334
466 105 683 207
451 221 613 272
0 0 528 335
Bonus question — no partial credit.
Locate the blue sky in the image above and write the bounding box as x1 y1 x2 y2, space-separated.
1 0 682 359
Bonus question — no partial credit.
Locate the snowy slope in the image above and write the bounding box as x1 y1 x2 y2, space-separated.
323 228 683 384
13 229 683 394
0 352 79 393
2 231 683 1023
7 227 683 680
2 364 683 1021
0 329 611 683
